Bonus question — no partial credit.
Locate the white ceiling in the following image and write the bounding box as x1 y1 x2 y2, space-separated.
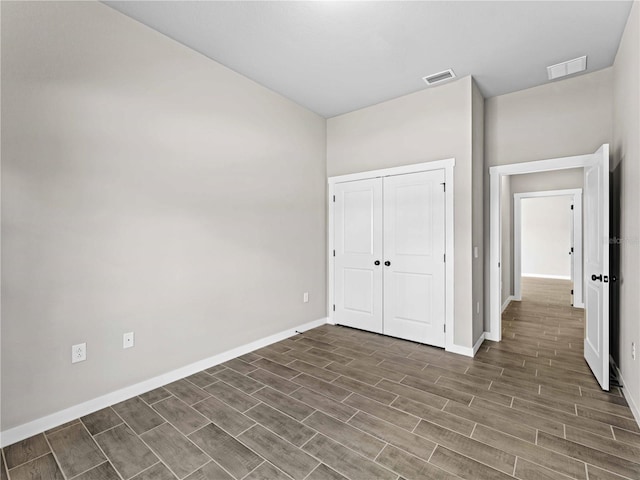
104 1 633 118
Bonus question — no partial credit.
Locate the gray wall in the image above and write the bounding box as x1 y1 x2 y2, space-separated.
612 0 640 423
471 82 485 344
327 76 478 348
1 1 327 430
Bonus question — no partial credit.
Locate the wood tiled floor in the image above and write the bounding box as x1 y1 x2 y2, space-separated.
3 278 639 479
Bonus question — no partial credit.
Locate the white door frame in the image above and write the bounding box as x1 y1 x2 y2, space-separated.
513 189 583 308
328 158 456 352
488 153 592 341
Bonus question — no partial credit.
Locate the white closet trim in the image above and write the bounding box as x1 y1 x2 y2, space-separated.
327 158 457 353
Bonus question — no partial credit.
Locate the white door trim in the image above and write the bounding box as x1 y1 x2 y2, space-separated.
488 153 592 342
328 158 456 352
513 189 583 308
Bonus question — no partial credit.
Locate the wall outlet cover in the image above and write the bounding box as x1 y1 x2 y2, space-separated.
72 343 86 363
123 332 135 349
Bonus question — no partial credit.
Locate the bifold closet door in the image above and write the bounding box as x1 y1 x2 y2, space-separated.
382 170 446 346
333 178 383 333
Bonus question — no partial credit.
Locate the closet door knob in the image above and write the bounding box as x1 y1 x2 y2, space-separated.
384 261 391 266
374 260 380 266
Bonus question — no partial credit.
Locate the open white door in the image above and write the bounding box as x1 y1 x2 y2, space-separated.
584 144 610 391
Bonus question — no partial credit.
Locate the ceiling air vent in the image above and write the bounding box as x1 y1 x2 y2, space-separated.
423 69 456 86
547 55 587 80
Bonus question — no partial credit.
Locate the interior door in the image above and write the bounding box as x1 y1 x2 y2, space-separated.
383 170 446 346
334 178 383 333
584 144 610 390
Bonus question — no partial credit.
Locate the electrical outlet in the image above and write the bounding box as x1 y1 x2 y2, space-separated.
71 343 86 363
123 332 135 349
303 292 309 303
632 342 636 360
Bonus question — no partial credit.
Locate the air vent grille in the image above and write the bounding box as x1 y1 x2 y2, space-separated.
423 69 456 86
547 56 587 80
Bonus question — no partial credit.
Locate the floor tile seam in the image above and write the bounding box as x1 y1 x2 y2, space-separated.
136 421 209 480
67 421 121 480
4 451 56 475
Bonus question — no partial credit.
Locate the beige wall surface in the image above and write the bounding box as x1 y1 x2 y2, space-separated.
500 176 512 306
486 67 613 168
327 77 476 348
612 1 640 423
1 1 327 430
471 81 485 343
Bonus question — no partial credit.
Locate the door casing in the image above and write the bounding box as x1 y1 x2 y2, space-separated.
328 158 456 352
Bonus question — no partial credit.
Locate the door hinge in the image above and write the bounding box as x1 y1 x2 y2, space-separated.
441 182 446 192
571 204 574 210
443 253 446 262
333 250 335 257
571 289 574 295
333 195 336 202
444 324 446 333
498 262 501 268
333 304 335 311
571 247 574 253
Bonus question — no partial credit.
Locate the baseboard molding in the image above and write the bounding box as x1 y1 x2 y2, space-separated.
610 356 640 429
0 317 328 448
502 295 514 313
446 333 484 358
522 273 571 280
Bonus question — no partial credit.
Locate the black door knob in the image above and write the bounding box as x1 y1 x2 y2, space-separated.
374 260 380 266
384 261 391 266
592 274 603 282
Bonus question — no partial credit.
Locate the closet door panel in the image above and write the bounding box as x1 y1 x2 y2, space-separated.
383 170 446 346
334 179 383 333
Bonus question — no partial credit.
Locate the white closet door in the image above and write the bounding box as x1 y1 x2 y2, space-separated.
334 178 383 333
383 170 446 346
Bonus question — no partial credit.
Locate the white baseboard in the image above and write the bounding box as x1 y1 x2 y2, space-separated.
502 295 515 313
446 333 484 358
0 317 328 448
522 273 571 280
610 356 640 429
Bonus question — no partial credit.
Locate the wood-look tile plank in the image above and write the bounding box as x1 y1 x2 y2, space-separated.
413 419 515 473
391 395 476 436
291 374 350 401
139 387 172 405
287 360 340 382
348 412 436 461
6 454 64 480
94 424 158 480
185 371 218 389
192 395 255 436
81 407 123 436
214 369 263 394
377 379 448 410
184 461 234 480
575 405 640 432
247 368 300 395
565 425 640 463
73 461 121 480
47 423 106 478
289 387 356 422
302 434 396 480
324 361 383 385
376 445 459 480
305 348 353 365
346 358 406 382
3 434 50 469
188 424 262 479
613 426 640 447
252 358 299 379
284 349 332 367
514 458 575 480
251 386 315 421
246 403 315 446
304 411 385 458
437 376 513 406
428 446 514 480
1 452 7 480
537 431 640 479
221 358 258 375
164 379 211 406
131 463 177 480
401 375 474 405
112 397 165 435
586 464 632 480
343 393 420 431
204 381 260 412
238 425 319 480
152 396 209 435
45 419 81 435
243 462 291 480
140 423 209 479
471 425 587 480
